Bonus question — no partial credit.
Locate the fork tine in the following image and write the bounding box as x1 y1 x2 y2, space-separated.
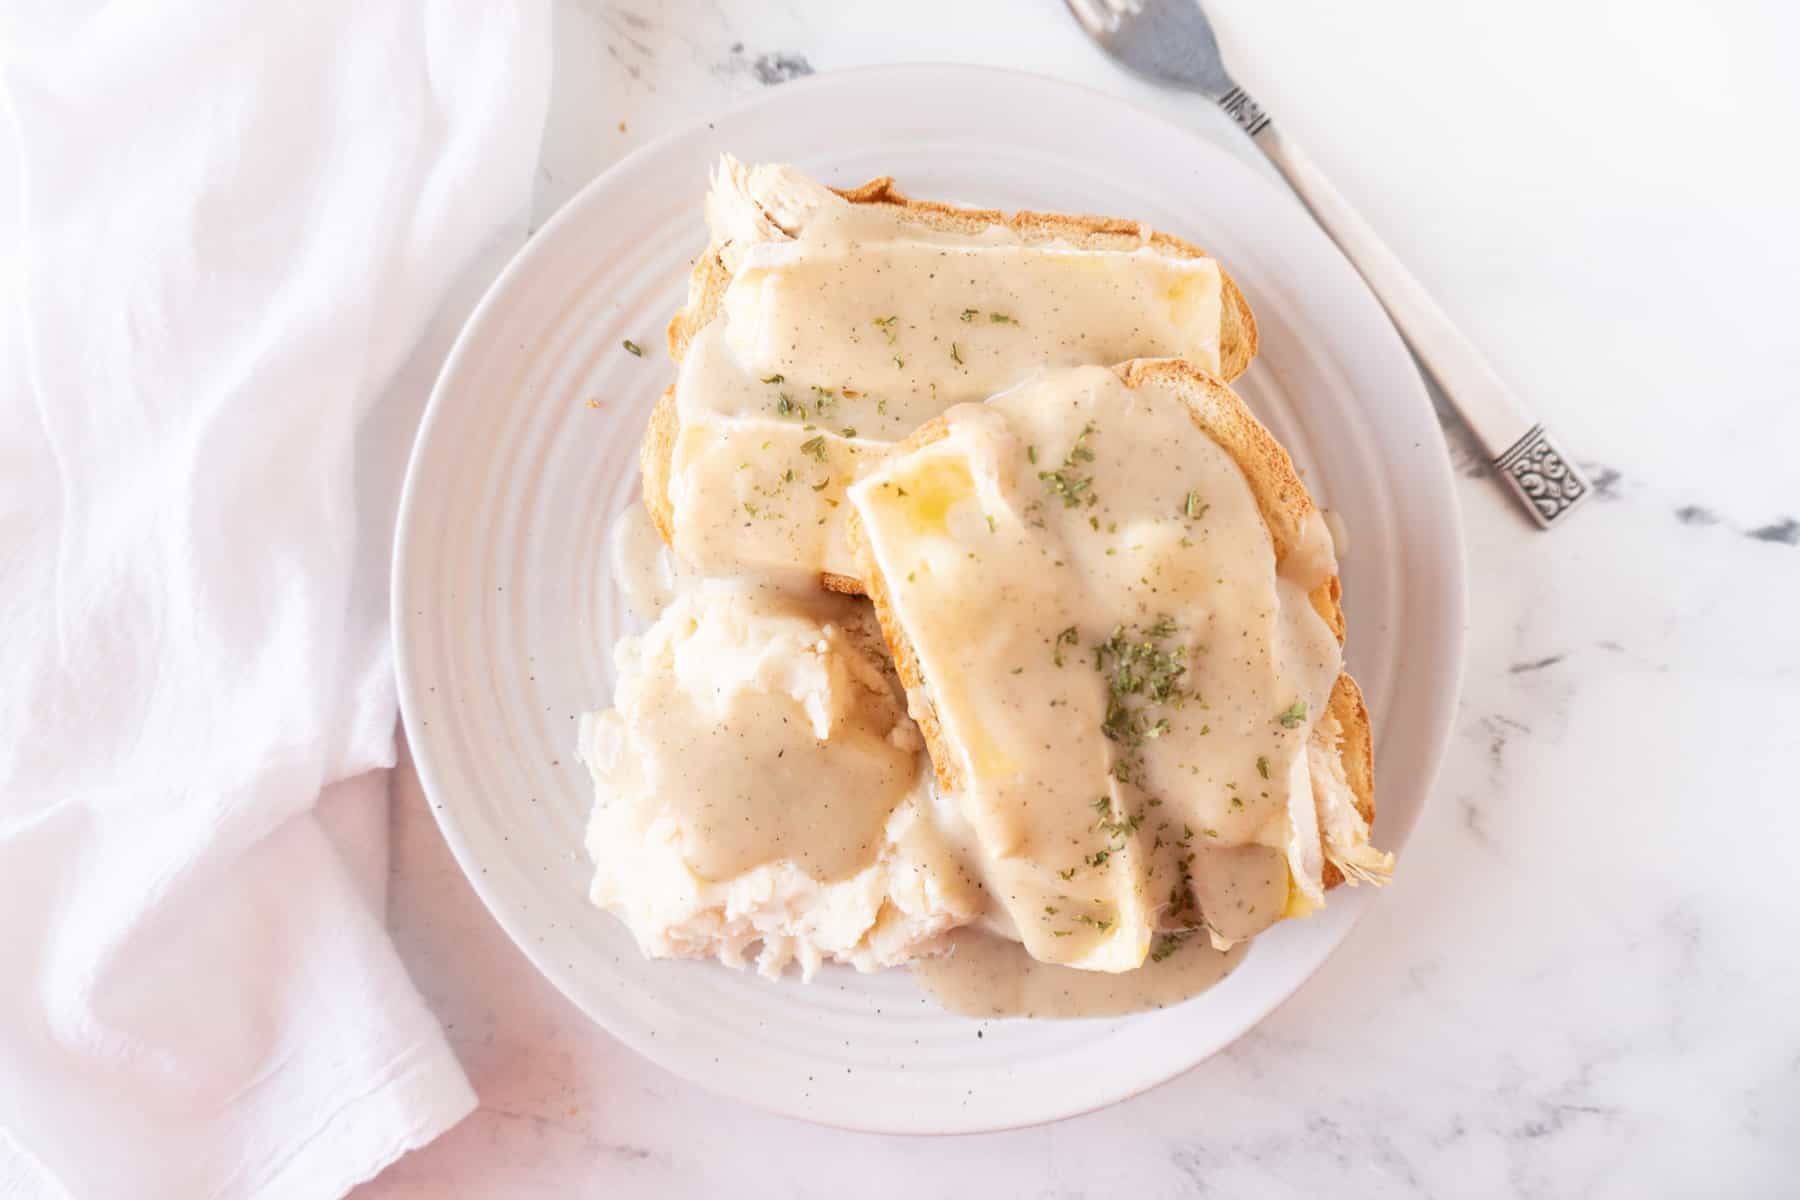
1063 0 1118 35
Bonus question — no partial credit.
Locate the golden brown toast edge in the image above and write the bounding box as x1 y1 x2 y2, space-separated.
843 358 1373 891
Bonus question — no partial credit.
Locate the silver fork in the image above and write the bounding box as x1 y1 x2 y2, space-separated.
1067 0 1590 529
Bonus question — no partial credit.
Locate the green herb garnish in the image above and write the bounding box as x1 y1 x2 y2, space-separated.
1039 422 1098 508
800 435 828 462
1095 806 1141 843
1093 616 1191 795
1256 755 1270 779
1276 700 1308 729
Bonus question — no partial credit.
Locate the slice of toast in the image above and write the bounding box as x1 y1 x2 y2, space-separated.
642 163 1260 595
844 359 1386 964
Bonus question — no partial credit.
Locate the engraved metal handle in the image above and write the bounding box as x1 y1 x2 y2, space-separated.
1219 87 1590 529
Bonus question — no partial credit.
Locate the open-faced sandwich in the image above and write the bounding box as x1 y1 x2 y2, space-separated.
579 159 1389 1018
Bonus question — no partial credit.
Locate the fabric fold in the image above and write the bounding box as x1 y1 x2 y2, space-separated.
0 2 552 1196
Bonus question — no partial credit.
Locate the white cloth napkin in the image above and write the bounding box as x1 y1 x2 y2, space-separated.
0 3 550 1197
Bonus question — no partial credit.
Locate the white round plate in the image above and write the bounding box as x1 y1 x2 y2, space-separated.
394 64 1466 1134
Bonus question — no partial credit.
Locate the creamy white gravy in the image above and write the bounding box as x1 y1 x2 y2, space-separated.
601 496 935 883
667 178 1228 584
913 928 1245 1019
725 201 1225 396
581 573 987 977
848 366 1343 971
609 500 695 621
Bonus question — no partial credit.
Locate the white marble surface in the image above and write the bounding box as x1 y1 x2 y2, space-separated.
354 0 1800 1194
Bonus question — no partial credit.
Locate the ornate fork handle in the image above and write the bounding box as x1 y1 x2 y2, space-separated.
1217 86 1271 137
1214 82 1590 528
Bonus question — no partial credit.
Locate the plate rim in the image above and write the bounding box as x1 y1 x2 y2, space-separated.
393 60 1469 1133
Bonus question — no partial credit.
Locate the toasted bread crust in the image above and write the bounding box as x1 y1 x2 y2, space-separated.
1321 673 1375 890
651 175 1259 584
844 359 1373 889
641 385 678 546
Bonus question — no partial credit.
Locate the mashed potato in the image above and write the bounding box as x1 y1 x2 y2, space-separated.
578 584 982 979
